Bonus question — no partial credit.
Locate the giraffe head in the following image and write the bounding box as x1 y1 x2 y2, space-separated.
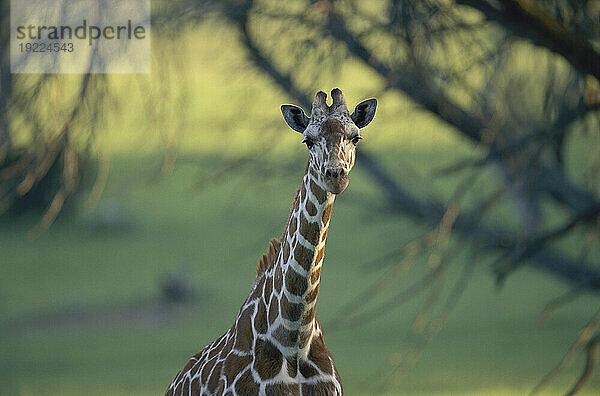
281 89 377 194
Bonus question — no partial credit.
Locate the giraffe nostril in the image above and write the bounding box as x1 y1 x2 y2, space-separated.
325 168 344 179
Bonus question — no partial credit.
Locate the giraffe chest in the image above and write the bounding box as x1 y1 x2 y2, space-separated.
167 326 343 395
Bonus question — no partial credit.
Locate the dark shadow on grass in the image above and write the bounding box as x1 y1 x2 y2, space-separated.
1 284 211 335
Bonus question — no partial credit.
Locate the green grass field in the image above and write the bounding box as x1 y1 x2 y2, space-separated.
2 18 600 396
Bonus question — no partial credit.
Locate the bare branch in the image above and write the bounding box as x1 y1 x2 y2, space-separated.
385 249 477 388
540 287 585 322
323 7 600 219
358 150 600 290
532 308 600 394
565 334 600 396
457 0 600 81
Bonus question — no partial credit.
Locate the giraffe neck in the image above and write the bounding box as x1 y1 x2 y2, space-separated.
267 163 334 359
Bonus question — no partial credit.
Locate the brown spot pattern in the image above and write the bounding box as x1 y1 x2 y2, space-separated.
268 295 278 325
254 338 283 380
322 204 333 225
234 369 259 394
306 283 320 303
301 305 315 325
298 329 311 350
234 307 254 352
299 214 320 244
254 299 268 334
200 357 216 384
224 354 252 384
190 360 201 378
306 198 317 216
294 243 313 271
274 325 299 347
282 239 291 264
299 359 319 378
180 359 195 375
285 267 308 296
207 361 223 392
310 179 327 204
289 214 297 234
190 377 200 394
286 355 298 378
298 183 306 205
174 380 182 394
320 227 329 242
315 245 325 264
264 276 272 302
309 338 334 375
310 267 322 284
219 334 234 358
280 294 302 322
251 276 264 300
209 335 225 359
274 265 283 293
302 382 338 395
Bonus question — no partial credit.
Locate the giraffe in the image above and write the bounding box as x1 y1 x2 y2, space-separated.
165 88 377 396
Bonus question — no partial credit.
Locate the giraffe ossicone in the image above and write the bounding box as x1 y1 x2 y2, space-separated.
166 89 377 395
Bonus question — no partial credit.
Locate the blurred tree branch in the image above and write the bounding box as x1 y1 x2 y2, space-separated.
323 4 600 221
457 0 600 81
358 150 600 289
565 334 600 396
0 0 107 230
532 308 600 394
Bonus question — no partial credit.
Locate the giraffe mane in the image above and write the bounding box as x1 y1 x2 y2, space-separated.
255 163 306 280
256 238 281 280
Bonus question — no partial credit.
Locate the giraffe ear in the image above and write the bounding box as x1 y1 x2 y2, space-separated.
351 98 377 128
281 105 309 133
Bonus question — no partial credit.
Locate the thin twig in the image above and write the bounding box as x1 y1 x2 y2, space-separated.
565 334 600 396
531 308 600 394
540 287 585 323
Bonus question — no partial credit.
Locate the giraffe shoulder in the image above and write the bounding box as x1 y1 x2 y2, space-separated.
256 238 281 279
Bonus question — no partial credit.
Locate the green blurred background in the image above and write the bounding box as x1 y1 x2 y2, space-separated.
1 1 600 395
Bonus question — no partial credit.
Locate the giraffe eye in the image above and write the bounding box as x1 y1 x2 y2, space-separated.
302 137 314 149
351 136 362 146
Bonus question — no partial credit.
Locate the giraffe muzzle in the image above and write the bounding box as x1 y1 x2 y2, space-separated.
325 168 345 179
323 167 349 194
